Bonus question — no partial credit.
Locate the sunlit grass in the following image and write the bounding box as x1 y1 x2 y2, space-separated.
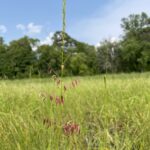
0 73 150 149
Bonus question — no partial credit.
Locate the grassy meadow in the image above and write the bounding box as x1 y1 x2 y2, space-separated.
0 73 150 150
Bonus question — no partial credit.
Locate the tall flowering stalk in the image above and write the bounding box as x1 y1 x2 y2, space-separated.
61 0 80 136
60 0 66 98
42 0 80 136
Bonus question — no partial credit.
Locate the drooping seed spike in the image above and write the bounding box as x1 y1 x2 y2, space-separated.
64 85 67 91
50 95 53 101
63 122 80 135
61 95 64 104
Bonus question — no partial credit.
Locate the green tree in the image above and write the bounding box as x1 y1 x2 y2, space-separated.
52 31 97 75
121 12 150 36
6 36 38 78
0 37 8 77
120 12 150 72
96 40 120 73
69 53 89 75
37 45 62 76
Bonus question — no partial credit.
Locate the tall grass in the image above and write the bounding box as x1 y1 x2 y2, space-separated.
0 73 150 149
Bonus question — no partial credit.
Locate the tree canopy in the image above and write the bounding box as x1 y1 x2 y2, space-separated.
0 12 150 78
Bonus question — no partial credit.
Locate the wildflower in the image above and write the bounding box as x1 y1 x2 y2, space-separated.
50 95 53 101
56 97 60 105
61 95 64 104
64 85 67 91
63 122 80 135
56 96 64 105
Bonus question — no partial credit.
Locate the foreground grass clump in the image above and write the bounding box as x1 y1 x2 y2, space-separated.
0 73 150 150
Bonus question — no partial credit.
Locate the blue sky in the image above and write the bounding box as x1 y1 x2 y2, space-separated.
0 0 150 45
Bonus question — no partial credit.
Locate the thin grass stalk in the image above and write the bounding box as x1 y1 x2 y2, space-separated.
61 0 66 97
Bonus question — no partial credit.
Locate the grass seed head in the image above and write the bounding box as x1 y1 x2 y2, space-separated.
64 85 67 91
50 95 53 101
63 122 80 135
56 96 64 105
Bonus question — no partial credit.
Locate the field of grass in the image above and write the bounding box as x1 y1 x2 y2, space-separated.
0 73 150 150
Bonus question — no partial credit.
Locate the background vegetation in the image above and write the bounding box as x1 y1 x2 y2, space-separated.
0 73 150 149
0 12 150 78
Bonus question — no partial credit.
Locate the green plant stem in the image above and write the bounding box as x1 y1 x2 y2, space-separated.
61 0 66 97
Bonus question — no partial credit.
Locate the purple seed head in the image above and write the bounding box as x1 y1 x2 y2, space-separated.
61 95 64 104
50 95 53 101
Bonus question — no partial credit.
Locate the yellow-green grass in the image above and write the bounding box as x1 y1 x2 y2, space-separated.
0 73 150 150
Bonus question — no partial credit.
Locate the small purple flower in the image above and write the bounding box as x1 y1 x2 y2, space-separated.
63 122 80 135
55 96 64 105
56 97 60 105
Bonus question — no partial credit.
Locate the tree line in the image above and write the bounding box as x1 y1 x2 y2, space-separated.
0 12 150 78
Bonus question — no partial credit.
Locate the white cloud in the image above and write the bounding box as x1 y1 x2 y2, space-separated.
110 37 118 43
16 23 42 35
68 0 150 45
0 25 7 33
40 32 54 46
95 42 101 48
16 24 25 30
27 23 42 34
30 32 54 51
